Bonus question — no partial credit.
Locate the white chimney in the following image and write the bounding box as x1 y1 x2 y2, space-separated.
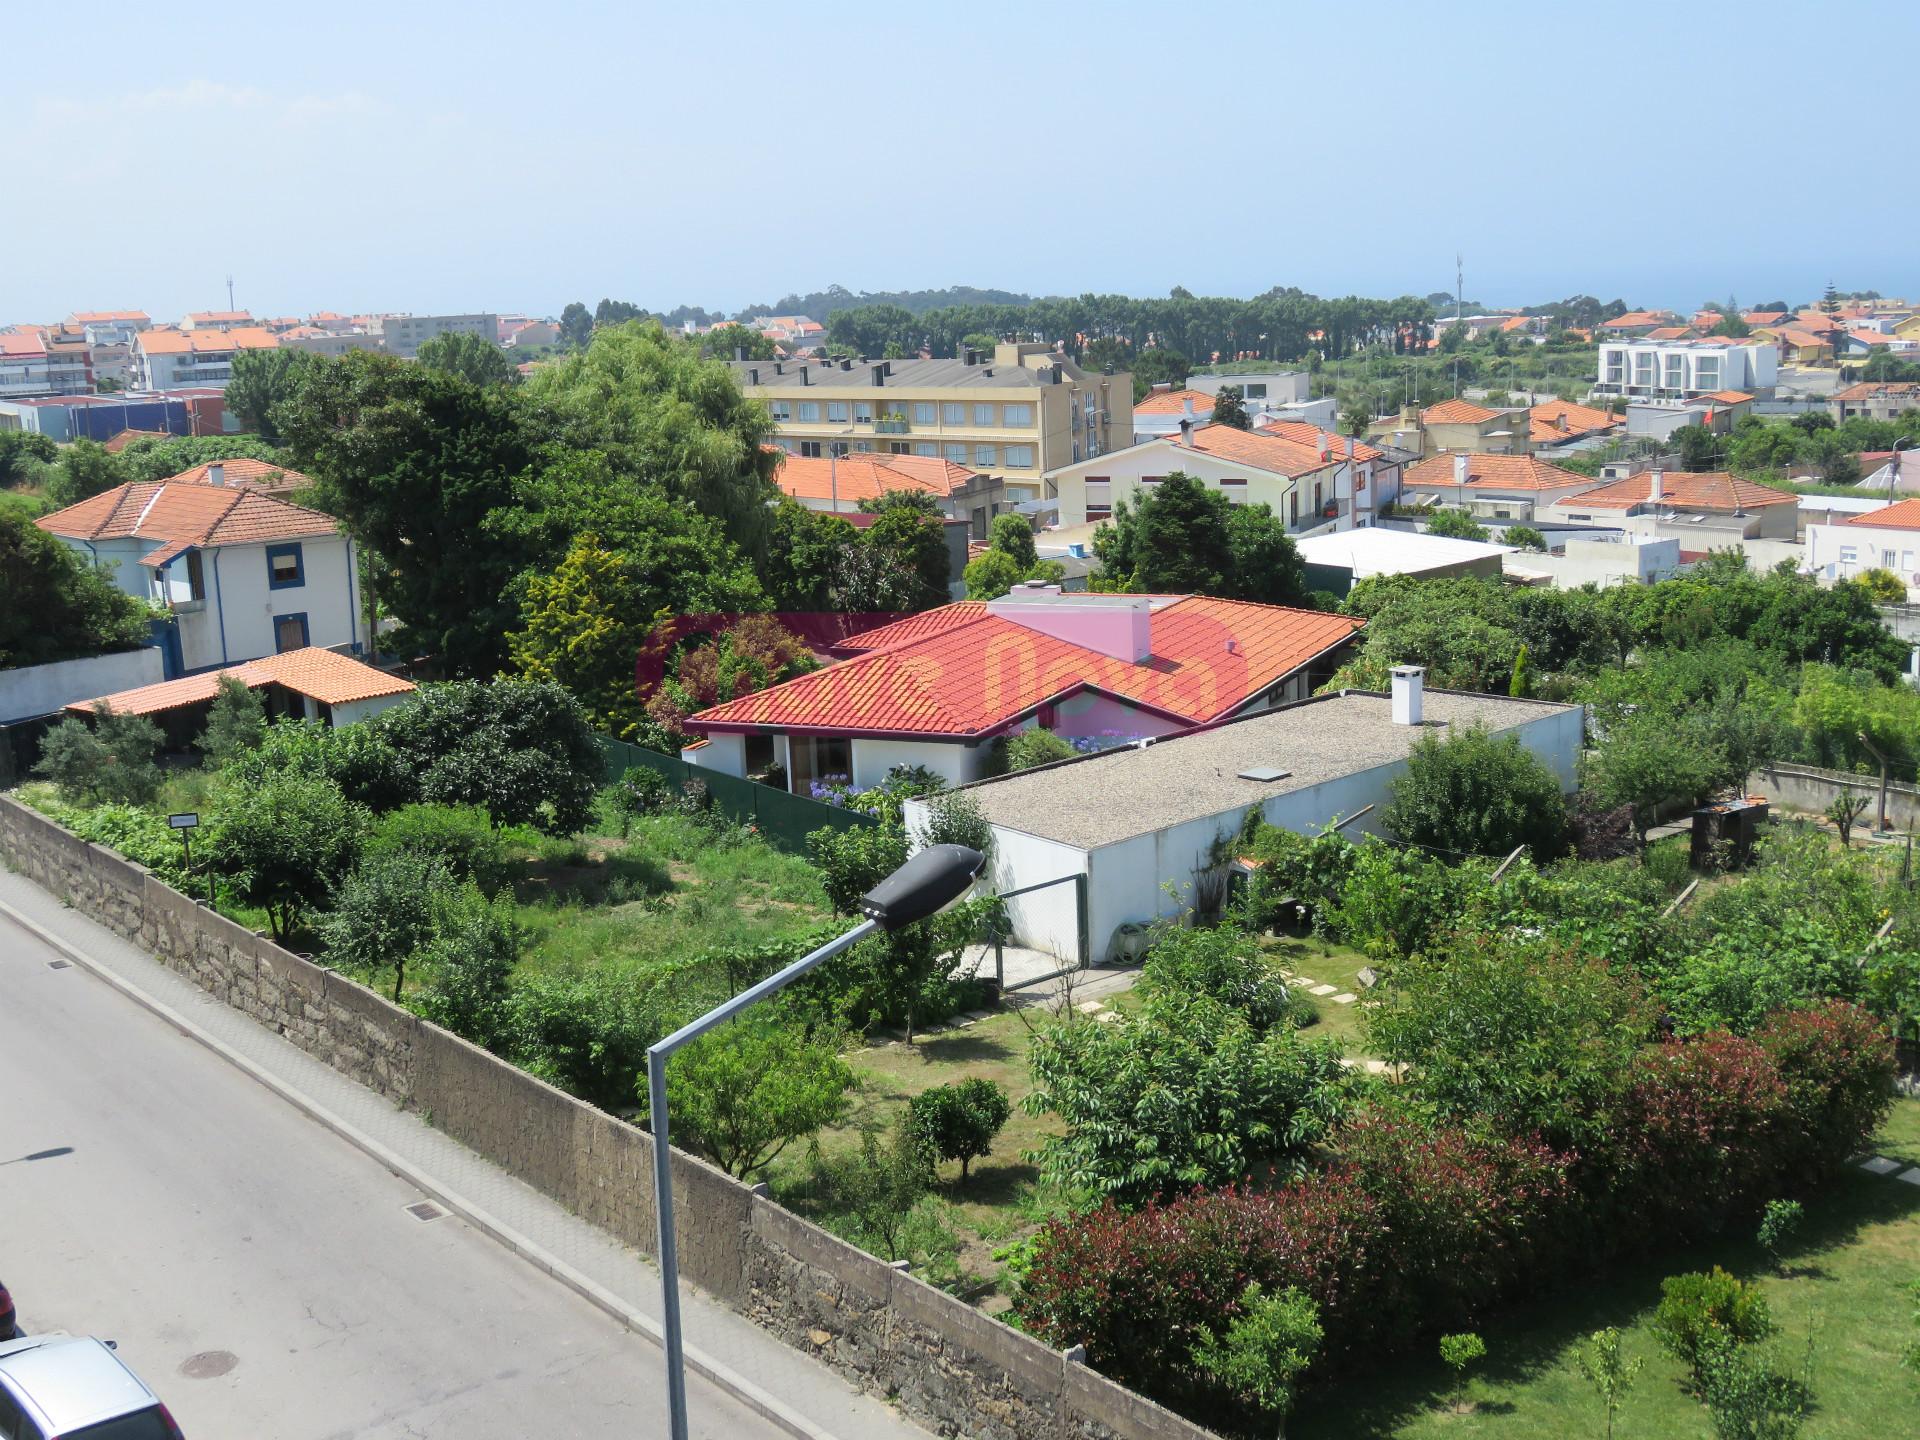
207 462 225 486
1391 665 1425 726
1648 468 1664 502
1452 453 1469 485
1182 397 1194 416
1178 418 1193 446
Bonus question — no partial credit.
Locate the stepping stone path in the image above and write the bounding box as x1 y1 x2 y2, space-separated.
1859 1155 1903 1176
1286 977 1316 989
1309 984 1338 996
1330 993 1358 1005
1898 1168 1920 1186
1076 1000 1105 1015
1096 1010 1122 1025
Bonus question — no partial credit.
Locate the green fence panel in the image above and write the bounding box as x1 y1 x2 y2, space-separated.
598 735 876 853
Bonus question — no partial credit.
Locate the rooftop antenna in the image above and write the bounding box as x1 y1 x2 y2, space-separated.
226 275 235 313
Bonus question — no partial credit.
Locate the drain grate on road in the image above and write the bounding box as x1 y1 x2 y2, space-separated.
405 1200 447 1222
46 960 71 970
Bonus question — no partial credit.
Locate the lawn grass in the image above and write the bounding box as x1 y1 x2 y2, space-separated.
1264 935 1381 1057
1290 1098 1920 1440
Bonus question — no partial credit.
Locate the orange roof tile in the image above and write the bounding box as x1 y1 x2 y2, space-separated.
69 310 149 324
1526 400 1620 444
1135 388 1218 415
772 452 972 505
1404 452 1594 493
101 429 174 454
1173 423 1336 476
36 482 340 552
185 310 253 324
836 604 992 653
1568 471 1796 513
1420 398 1501 425
137 326 279 355
1254 420 1383 462
0 331 47 357
1644 326 1694 341
1703 390 1753 405
687 597 1364 739
1498 316 1533 333
68 649 414 718
164 456 311 493
1845 498 1920 531
1601 310 1677 329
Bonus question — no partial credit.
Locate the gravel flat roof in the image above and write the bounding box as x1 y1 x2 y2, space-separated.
964 689 1578 850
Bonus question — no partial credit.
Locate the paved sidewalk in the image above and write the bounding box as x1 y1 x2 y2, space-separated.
0 868 927 1440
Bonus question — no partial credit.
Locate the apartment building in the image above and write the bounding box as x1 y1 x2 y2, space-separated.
0 331 55 398
1594 337 1777 401
133 327 281 389
378 313 500 358
1829 381 1920 424
68 311 150 346
728 341 1133 529
181 311 256 332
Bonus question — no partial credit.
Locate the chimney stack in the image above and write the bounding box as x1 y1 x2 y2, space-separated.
1391 665 1425 726
871 364 886 386
1178 418 1193 446
1182 397 1194 416
1648 468 1664 502
748 367 759 385
1452 452 1469 485
207 462 225 487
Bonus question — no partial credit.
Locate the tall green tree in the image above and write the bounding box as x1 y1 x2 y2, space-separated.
416 330 516 387
223 347 318 442
278 351 545 674
1383 724 1568 861
42 439 127 509
1094 473 1306 605
210 770 365 940
698 323 775 361
558 301 593 350
1212 386 1252 430
525 322 779 558
0 507 151 668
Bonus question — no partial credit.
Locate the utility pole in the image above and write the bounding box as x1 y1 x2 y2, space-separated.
226 275 235 313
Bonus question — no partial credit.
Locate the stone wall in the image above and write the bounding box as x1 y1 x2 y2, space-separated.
0 794 1217 1440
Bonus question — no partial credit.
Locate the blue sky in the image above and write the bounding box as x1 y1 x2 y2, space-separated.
10 1 1918 322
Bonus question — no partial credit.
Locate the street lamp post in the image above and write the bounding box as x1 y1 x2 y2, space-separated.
646 844 987 1440
1890 435 1917 505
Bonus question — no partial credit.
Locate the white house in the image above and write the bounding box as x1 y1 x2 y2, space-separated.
36 481 363 675
1044 420 1392 534
65 647 416 730
682 589 1365 795
133 326 281 389
1594 337 1777 401
1805 497 1920 598
904 670 1583 966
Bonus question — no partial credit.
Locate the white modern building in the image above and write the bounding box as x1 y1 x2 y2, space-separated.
1805 498 1920 598
132 327 281 390
36 481 363 673
1503 535 1684 589
907 672 1582 965
1594 337 1777 401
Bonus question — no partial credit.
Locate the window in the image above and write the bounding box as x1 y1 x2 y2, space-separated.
800 440 824 458
1085 478 1111 518
185 549 206 601
853 401 874 422
853 440 873 453
1838 545 1859 564
1289 489 1299 524
912 441 938 457
1633 353 1656 388
770 399 792 421
973 403 997 426
1695 357 1721 389
1243 383 1268 399
888 441 909 455
1003 444 1036 467
266 543 304 589
826 401 850 422
912 401 937 424
1664 354 1685 390
1002 402 1033 426
274 612 310 653
1220 477 1248 503
1140 474 1164 487
942 402 965 425
796 401 820 422
1884 548 1898 567
974 443 998 466
944 443 969 463
1313 482 1323 512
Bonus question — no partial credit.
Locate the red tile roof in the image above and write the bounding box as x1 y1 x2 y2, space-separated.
1172 423 1336 475
1703 390 1753 404
1527 400 1620 443
772 451 973 504
69 310 149 324
1254 420 1383 462
1420 398 1501 425
36 482 341 552
1845 498 1920 531
101 429 173 454
834 603 992 653
688 597 1364 739
1601 311 1677 329
1135 388 1218 415
1644 326 1694 342
137 326 280 355
1833 381 1920 402
68 648 414 718
1567 471 1796 513
1404 452 1593 493
164 456 312 493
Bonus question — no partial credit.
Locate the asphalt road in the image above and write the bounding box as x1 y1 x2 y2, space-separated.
0 912 786 1440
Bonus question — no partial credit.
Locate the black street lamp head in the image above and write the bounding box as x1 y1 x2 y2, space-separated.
859 844 986 931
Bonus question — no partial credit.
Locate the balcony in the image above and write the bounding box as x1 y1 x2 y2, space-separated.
874 418 910 434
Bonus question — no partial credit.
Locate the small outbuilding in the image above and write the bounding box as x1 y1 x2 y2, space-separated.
1296 527 1513 596
908 670 1582 966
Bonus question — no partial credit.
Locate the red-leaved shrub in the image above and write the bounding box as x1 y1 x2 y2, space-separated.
1753 1000 1896 1171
